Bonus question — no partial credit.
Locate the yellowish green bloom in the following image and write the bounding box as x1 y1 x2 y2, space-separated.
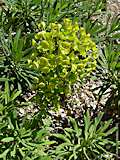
29 19 98 109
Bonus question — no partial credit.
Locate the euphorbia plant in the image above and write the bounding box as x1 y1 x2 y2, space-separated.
29 19 98 110
51 111 117 160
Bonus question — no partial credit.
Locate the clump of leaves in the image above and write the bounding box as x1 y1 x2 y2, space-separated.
0 0 40 33
1 0 106 33
0 30 37 93
51 111 118 160
29 19 98 110
93 44 120 115
0 112 53 160
0 82 54 160
85 13 120 47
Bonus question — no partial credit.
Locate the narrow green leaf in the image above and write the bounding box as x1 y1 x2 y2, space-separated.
94 112 104 128
0 149 10 159
19 148 25 157
52 134 71 143
8 117 14 130
5 80 10 104
84 110 91 140
11 145 16 157
11 90 21 101
69 116 79 133
83 147 90 160
97 119 112 133
1 137 14 142
105 127 117 136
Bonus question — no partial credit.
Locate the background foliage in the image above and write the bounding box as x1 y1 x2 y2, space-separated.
0 0 119 159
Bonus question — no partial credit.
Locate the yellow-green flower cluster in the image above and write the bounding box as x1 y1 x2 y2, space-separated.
29 19 98 108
